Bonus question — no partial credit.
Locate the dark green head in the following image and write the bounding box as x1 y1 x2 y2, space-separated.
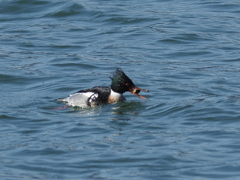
110 68 149 99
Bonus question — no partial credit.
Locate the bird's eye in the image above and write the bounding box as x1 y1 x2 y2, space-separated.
126 83 129 86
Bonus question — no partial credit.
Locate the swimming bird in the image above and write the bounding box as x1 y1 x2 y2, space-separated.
58 68 149 107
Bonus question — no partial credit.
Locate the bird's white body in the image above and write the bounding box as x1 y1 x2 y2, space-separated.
58 90 125 107
59 92 98 107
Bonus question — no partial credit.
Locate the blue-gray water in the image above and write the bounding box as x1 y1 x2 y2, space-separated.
1 0 240 179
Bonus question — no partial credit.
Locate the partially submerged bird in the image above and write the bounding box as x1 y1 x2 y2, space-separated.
58 68 149 108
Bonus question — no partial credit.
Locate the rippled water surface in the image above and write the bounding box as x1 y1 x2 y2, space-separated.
1 0 240 179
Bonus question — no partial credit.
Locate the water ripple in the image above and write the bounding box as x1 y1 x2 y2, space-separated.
1 0 240 179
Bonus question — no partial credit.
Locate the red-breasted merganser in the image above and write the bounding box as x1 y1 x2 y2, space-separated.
58 68 149 107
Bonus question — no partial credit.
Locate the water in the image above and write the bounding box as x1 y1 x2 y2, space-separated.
1 0 240 179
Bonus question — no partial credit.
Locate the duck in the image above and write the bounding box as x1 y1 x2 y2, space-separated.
58 68 149 107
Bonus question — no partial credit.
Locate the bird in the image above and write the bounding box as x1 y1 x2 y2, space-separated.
58 68 149 108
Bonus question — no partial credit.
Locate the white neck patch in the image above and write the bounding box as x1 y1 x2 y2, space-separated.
108 90 125 103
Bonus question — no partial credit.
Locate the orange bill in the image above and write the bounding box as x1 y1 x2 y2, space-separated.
129 86 149 100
